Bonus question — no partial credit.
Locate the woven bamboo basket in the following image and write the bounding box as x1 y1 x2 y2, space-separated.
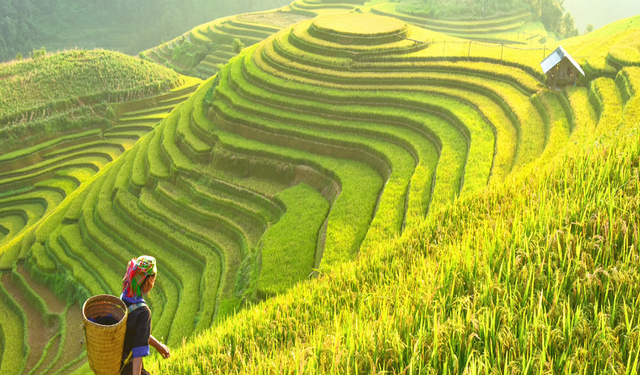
83 295 128 375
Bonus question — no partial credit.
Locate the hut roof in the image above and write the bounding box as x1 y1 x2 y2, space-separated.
540 46 585 76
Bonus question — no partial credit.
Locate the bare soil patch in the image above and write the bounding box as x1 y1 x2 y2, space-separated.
38 334 61 373
47 305 86 374
17 264 67 314
238 12 311 28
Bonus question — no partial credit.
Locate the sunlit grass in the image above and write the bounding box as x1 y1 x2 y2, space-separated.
148 89 640 374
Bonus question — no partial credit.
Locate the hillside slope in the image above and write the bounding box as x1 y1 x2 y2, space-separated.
1 49 182 149
0 0 293 62
147 42 640 375
142 13 640 375
0 6 639 375
0 51 201 374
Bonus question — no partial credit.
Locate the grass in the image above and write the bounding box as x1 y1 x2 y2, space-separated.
59 225 121 295
0 130 101 164
147 123 171 179
608 32 640 68
253 41 506 199
161 104 196 173
135 188 225 334
35 178 80 197
0 189 61 227
0 214 27 241
172 179 268 245
289 0 364 16
180 175 282 225
29 243 56 274
78 175 179 341
140 9 291 79
369 2 540 45
216 62 423 231
290 20 428 56
192 76 385 266
395 0 531 20
103 182 204 345
146 75 640 375
131 134 153 188
312 13 406 36
563 87 597 138
46 227 104 297
0 282 27 375
202 129 384 268
536 91 571 162
257 183 330 297
0 68 197 265
9 268 58 327
0 49 180 120
4 7 640 374
176 94 212 157
590 78 624 136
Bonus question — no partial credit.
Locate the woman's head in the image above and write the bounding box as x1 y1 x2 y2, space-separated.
122 255 157 298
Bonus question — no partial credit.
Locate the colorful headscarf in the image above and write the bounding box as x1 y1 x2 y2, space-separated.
122 256 157 298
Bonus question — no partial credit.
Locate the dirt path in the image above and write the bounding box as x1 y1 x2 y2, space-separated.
17 265 67 314
47 305 86 374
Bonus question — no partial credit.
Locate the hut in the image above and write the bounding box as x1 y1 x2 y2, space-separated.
540 46 585 89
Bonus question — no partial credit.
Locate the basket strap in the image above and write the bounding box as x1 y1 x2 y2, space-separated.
127 302 147 313
120 351 133 373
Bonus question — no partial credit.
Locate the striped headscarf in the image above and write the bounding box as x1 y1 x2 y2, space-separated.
122 256 157 298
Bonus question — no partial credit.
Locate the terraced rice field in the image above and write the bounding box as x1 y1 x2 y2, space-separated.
142 0 551 82
2 1 640 373
288 0 366 16
0 74 200 374
141 0 372 79
145 10 640 375
0 12 577 372
369 2 548 45
559 17 640 78
142 10 312 79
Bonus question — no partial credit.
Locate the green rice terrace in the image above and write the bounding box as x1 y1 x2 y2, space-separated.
0 0 639 373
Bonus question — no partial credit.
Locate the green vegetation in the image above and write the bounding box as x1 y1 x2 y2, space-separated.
148 97 640 373
141 11 304 79
396 0 530 19
0 50 198 265
257 184 329 297
0 49 182 152
232 38 245 54
0 50 179 119
1 2 640 373
523 0 579 37
0 0 294 62
0 282 27 374
394 0 578 38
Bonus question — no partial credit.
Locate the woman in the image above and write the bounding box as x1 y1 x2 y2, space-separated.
120 256 170 375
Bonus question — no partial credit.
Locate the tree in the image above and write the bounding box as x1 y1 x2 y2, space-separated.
524 0 578 38
1 16 17 42
540 0 563 34
561 12 578 38
232 38 245 54
585 24 594 34
32 46 46 60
